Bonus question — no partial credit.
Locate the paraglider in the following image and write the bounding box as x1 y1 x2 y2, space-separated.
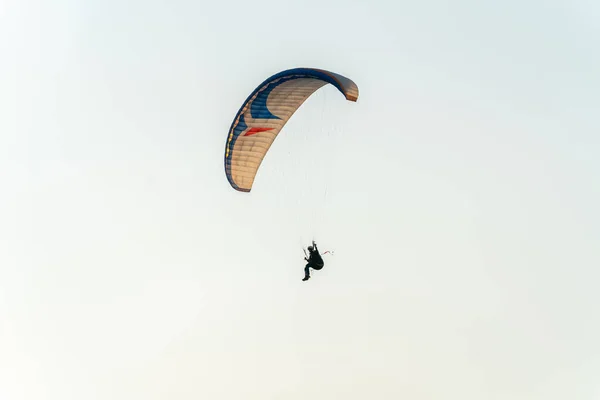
223 67 358 282
302 240 324 281
223 67 359 192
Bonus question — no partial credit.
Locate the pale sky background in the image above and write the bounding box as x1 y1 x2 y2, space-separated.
1 0 599 399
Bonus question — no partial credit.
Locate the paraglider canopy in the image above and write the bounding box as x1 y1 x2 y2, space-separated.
224 67 359 192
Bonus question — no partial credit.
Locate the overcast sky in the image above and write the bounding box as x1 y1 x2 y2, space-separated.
1 0 599 399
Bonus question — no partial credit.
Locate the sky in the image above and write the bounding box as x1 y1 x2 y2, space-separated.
1 0 599 399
